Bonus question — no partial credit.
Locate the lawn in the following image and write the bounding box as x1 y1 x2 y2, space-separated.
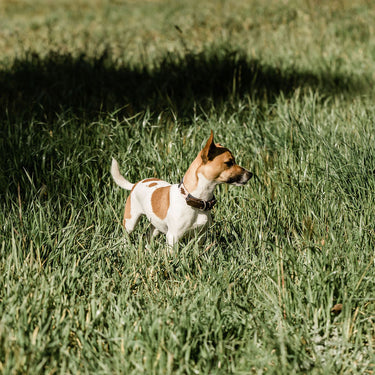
1 0 375 373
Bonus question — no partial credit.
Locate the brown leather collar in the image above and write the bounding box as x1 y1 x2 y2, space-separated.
178 180 217 211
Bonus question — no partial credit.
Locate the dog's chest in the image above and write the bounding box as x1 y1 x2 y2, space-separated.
192 211 210 227
168 186 211 229
176 204 211 232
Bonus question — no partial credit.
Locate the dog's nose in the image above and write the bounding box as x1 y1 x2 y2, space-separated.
241 169 253 182
245 170 253 180
238 169 253 184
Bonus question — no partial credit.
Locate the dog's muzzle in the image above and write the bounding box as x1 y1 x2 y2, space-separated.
227 169 253 186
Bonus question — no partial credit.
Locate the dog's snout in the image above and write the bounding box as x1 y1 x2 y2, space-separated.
226 168 253 185
245 169 253 180
241 169 253 184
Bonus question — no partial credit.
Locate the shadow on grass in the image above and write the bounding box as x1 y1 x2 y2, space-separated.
0 48 371 200
0 48 370 122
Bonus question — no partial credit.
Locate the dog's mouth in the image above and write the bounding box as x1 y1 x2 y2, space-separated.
226 170 253 186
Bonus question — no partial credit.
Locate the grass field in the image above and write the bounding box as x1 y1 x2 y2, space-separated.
1 0 375 373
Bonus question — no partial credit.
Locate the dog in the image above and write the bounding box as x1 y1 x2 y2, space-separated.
111 130 253 246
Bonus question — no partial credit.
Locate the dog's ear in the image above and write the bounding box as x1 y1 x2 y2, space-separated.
201 130 216 163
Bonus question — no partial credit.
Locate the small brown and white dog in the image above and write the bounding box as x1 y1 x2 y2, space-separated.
111 131 252 246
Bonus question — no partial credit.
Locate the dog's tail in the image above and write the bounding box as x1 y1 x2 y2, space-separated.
111 158 134 191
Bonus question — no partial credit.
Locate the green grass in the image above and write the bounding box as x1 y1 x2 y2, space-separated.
1 0 375 373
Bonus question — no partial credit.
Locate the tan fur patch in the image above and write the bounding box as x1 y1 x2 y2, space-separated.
123 195 132 227
148 182 158 188
142 178 161 184
182 153 202 193
151 186 170 219
123 182 138 226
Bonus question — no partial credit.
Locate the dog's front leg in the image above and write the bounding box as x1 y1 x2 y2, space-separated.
166 232 180 247
146 225 161 241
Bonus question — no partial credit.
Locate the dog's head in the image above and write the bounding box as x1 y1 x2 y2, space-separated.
198 130 253 185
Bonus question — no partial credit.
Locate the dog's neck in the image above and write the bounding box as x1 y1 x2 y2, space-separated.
183 153 218 201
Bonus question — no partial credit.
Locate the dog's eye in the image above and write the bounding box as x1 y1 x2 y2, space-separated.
225 160 234 167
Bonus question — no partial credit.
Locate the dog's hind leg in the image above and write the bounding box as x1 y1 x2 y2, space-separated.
124 216 141 233
122 194 141 233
